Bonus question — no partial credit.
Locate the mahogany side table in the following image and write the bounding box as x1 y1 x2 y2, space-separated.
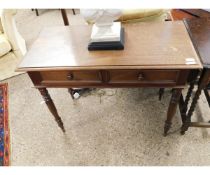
181 18 210 134
16 21 202 136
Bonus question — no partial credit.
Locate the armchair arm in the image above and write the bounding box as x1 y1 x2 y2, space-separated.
1 9 27 58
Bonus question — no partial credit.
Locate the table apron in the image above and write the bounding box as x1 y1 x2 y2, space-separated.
28 69 191 89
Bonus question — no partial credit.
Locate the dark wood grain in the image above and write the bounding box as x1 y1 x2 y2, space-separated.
29 69 190 89
181 69 210 134
184 18 210 67
17 21 202 71
171 9 210 21
171 9 197 21
182 9 210 18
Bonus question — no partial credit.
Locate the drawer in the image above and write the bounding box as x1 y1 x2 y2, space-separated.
37 69 183 87
108 70 179 84
40 70 101 83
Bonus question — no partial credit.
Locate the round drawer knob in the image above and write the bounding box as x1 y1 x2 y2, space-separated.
138 73 144 80
67 73 74 80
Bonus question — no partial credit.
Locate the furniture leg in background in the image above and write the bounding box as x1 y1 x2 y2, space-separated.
32 9 39 16
35 9 39 16
159 88 165 100
61 9 69 26
164 88 182 136
61 9 76 26
72 9 76 15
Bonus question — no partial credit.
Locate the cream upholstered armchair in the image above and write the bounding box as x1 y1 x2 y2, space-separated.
83 9 170 24
118 9 169 23
0 9 27 81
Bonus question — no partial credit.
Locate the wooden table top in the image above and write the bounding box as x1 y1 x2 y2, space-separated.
184 17 210 68
17 21 202 71
181 9 210 18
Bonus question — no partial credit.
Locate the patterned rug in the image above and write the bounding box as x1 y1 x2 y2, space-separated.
0 83 10 166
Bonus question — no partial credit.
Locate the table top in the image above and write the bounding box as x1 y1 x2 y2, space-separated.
17 21 202 71
184 17 210 68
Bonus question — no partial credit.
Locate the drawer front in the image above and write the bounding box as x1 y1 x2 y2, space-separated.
108 70 179 84
40 70 101 83
36 69 184 87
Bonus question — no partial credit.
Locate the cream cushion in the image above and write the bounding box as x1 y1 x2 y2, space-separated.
0 20 3 32
0 10 3 32
85 9 168 24
0 34 11 57
0 9 27 81
1 9 27 59
118 9 167 23
0 52 21 80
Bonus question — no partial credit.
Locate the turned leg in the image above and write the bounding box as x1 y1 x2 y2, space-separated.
181 69 210 135
180 87 202 135
182 82 195 114
38 88 65 132
180 82 195 123
180 70 200 124
164 88 182 136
